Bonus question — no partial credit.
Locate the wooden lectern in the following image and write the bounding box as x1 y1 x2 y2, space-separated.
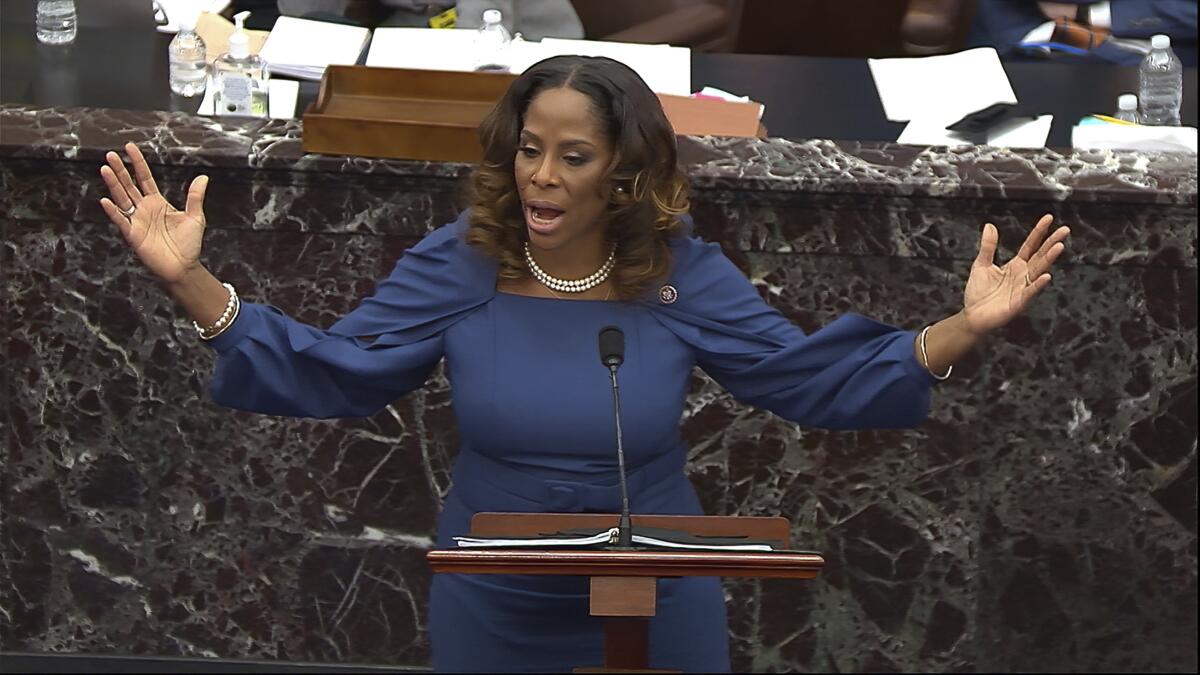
427 513 824 673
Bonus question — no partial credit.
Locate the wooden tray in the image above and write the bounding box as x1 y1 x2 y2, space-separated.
303 65 518 163
302 65 766 162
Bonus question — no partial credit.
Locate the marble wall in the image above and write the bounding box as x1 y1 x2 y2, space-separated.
1 104 1195 672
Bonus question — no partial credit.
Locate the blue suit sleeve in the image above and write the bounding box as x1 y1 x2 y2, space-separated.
968 0 1051 53
647 236 936 430
205 213 496 419
1109 0 1197 39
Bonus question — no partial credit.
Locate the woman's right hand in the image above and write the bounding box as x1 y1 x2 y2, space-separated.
99 142 210 286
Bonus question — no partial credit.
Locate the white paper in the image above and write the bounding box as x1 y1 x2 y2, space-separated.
898 114 1053 148
538 38 690 96
630 535 773 552
267 79 300 119
454 527 775 551
454 529 617 548
259 16 371 81
696 86 749 103
154 0 231 33
366 28 559 74
1072 123 1197 153
1018 21 1055 47
195 78 300 119
695 87 763 119
196 79 216 115
868 47 1017 124
366 27 491 72
366 29 691 95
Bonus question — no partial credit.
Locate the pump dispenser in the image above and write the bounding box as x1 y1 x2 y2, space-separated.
213 11 268 117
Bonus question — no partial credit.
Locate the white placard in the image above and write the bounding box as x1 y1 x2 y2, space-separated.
366 29 690 95
869 47 1018 124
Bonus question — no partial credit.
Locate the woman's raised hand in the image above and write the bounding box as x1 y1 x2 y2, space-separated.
99 142 210 285
960 214 1071 336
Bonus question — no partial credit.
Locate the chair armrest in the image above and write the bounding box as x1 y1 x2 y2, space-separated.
901 0 972 54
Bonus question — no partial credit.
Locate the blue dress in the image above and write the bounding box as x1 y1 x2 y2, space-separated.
206 210 936 672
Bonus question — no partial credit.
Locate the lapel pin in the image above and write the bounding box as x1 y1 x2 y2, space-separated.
658 285 678 304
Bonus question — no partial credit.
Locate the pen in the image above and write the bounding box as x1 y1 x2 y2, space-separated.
1091 114 1138 126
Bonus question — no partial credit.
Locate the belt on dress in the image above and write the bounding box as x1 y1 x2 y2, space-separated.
451 442 688 513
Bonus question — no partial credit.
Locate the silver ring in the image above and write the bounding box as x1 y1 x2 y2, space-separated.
1024 271 1033 286
119 203 137 218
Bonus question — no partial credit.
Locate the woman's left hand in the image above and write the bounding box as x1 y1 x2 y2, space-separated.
961 214 1071 336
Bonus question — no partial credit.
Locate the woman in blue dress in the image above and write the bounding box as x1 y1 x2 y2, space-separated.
98 55 1070 672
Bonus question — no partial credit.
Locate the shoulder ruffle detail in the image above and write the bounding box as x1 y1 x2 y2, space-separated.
328 210 498 347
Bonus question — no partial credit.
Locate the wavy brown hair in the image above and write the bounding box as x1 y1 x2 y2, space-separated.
466 55 690 300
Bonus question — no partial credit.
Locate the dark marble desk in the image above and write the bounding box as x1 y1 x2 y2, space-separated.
0 102 1195 672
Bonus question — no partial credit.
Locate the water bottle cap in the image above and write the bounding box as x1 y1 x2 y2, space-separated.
1118 94 1137 110
483 9 502 24
1151 34 1170 50
177 10 199 31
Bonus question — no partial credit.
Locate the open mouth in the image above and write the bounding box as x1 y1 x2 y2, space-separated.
524 204 566 234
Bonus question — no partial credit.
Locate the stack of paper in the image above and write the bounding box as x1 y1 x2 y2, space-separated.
454 526 785 552
259 16 371 80
869 47 1052 148
365 28 690 96
1073 121 1197 153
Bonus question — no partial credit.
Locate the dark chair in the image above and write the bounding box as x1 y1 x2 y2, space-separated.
901 0 977 55
569 0 744 52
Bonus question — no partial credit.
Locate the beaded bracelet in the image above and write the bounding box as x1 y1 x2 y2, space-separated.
194 282 240 341
919 325 953 381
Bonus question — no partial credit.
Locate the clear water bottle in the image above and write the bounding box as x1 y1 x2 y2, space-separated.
473 9 512 72
1137 34 1183 126
1113 94 1140 123
36 0 76 45
169 12 208 98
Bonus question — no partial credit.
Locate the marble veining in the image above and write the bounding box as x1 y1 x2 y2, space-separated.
2 104 1195 204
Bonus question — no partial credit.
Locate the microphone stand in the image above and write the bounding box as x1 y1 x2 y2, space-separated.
606 363 635 550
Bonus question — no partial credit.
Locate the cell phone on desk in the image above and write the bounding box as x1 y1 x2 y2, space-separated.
946 103 1020 135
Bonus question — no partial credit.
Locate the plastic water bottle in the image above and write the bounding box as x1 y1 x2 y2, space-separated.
1113 94 1140 123
1137 34 1182 126
473 9 512 72
36 0 76 45
169 12 208 98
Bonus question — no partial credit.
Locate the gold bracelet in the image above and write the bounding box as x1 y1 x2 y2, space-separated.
919 325 953 381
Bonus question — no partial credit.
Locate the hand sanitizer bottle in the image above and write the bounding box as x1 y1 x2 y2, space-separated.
213 11 269 117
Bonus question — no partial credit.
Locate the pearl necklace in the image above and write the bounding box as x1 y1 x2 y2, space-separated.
524 242 616 293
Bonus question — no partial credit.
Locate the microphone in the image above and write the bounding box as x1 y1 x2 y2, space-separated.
598 326 635 549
